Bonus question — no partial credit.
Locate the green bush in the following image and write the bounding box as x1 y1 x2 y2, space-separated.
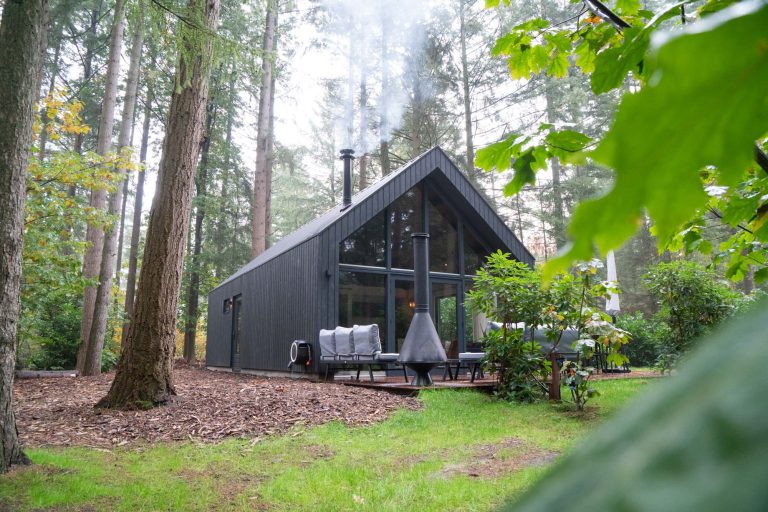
481 328 550 402
615 312 670 367
24 293 81 370
643 261 742 354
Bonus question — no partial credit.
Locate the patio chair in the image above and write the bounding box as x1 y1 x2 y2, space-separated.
351 324 407 383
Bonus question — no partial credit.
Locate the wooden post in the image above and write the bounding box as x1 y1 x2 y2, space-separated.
549 351 561 401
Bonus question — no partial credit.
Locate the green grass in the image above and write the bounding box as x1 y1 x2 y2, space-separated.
0 379 655 511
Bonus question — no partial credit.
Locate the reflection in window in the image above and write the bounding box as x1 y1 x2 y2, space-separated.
463 281 486 351
339 211 386 267
339 271 387 342
390 187 423 269
428 192 459 273
433 282 458 358
464 227 490 275
394 280 414 353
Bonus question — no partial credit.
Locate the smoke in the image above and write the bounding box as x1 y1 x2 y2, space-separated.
320 0 437 153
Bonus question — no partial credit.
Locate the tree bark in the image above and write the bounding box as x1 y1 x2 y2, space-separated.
0 0 48 473
358 69 368 191
77 0 127 374
123 70 154 346
459 0 477 184
379 8 391 176
98 0 220 408
544 80 566 249
265 70 276 249
183 97 218 363
38 40 61 162
73 0 102 158
83 2 144 376
251 0 278 257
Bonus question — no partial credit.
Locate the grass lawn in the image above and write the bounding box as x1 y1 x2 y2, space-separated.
0 378 656 511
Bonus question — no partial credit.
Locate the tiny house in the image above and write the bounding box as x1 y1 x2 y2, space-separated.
205 147 534 375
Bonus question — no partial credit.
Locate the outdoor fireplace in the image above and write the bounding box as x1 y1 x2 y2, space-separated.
397 233 447 386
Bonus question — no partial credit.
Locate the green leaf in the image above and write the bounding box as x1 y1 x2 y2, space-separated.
616 0 641 16
509 51 532 79
528 45 550 74
546 3 768 278
503 298 768 512
574 39 596 74
476 135 524 172
590 27 649 93
545 130 592 152
548 50 570 78
590 3 685 93
504 149 538 195
754 266 768 284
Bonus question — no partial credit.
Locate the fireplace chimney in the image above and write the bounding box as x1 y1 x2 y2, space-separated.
397 233 447 386
340 149 354 209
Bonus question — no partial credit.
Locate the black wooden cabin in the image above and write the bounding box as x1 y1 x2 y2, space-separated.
205 147 534 375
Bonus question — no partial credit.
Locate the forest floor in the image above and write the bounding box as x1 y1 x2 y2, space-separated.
13 364 421 448
2 379 656 511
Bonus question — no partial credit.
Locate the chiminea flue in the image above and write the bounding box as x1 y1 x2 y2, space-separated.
340 149 354 209
397 233 447 386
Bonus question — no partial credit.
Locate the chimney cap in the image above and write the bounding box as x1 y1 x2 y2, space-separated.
339 148 355 158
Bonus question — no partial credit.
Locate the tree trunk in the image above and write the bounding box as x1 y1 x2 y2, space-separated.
459 0 477 184
379 9 391 176
123 82 153 346
265 71 276 249
0 0 48 473
251 0 278 258
77 0 127 374
98 0 220 408
73 0 102 158
545 80 566 249
38 40 61 162
183 98 217 363
83 2 144 376
358 69 368 191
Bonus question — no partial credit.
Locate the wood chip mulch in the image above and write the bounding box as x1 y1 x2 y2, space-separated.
13 366 422 449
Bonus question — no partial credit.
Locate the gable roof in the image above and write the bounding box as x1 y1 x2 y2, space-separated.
216 146 534 288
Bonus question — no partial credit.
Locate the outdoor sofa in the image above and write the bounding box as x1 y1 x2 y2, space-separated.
319 325 408 382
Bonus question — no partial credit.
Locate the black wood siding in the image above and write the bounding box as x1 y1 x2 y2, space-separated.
206 238 324 372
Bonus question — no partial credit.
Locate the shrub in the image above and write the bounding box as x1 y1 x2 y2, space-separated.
643 261 742 354
481 328 550 402
615 312 670 367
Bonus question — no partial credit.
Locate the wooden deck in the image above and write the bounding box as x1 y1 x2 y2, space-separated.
332 372 498 395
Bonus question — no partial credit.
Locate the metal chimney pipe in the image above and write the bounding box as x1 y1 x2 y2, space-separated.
413 233 430 312
340 149 354 209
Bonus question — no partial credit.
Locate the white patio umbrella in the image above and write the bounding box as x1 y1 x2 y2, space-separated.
606 250 621 317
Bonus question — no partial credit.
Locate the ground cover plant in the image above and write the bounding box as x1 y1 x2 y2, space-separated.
0 378 652 511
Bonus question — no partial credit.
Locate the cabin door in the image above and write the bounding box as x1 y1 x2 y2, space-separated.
230 295 242 372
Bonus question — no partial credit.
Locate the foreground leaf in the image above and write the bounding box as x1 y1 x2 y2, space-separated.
546 2 768 277
504 299 768 511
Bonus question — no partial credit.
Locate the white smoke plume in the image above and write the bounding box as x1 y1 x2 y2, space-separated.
320 0 437 153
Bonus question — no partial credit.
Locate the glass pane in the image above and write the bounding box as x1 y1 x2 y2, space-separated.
390 187 423 269
463 226 490 275
394 280 415 353
432 282 458 358
428 192 459 274
339 271 387 342
463 282 485 351
339 211 386 267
